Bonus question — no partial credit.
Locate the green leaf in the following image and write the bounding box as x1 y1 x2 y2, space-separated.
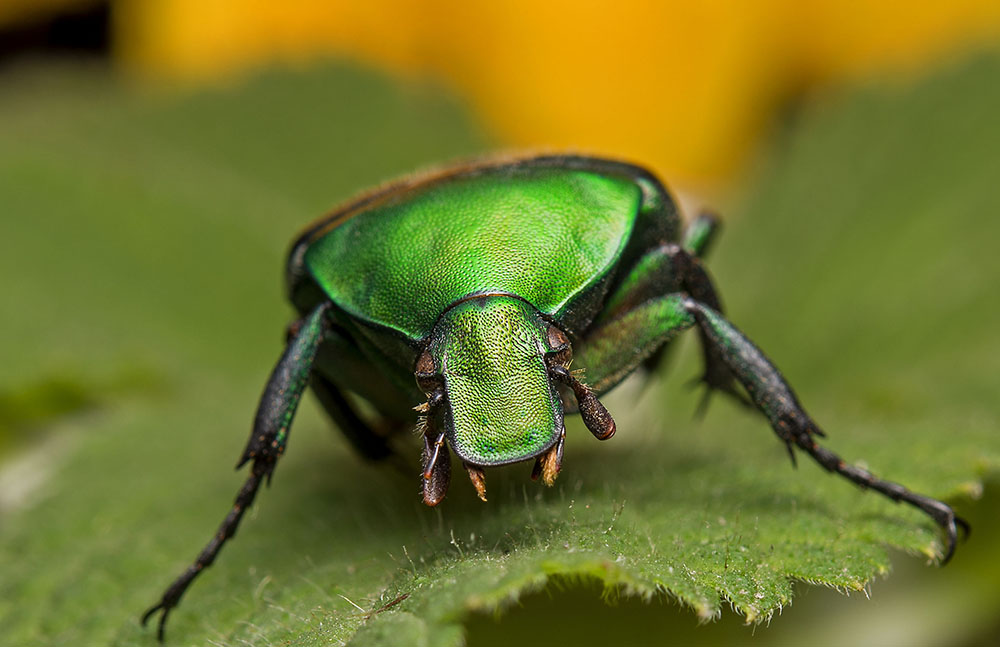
1 54 998 647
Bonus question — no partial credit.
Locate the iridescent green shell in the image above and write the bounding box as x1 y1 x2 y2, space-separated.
288 156 679 343
285 155 680 466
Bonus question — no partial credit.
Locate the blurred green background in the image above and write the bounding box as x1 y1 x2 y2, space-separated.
1 4 999 647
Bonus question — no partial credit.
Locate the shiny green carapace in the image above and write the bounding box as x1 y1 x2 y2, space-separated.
144 155 967 640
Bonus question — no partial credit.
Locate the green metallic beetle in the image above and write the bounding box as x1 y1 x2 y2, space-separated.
143 154 965 639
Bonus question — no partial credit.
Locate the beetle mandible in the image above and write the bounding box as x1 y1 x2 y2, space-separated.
143 154 966 639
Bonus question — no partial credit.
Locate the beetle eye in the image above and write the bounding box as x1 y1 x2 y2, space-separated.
546 325 569 351
414 349 441 393
545 324 573 367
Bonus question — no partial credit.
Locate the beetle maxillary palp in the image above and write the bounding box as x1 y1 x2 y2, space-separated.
549 365 616 440
464 463 488 501
531 427 566 486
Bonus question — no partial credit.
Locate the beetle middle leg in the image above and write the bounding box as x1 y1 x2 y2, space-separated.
598 237 746 406
681 210 722 258
309 373 395 461
142 303 332 641
572 295 967 562
308 323 421 462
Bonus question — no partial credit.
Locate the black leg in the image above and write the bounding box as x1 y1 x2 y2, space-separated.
574 293 967 561
309 372 394 461
673 247 749 407
682 210 721 258
418 389 451 506
142 465 267 641
142 303 331 640
686 299 968 562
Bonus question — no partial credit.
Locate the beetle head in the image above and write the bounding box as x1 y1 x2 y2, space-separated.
415 293 615 505
425 294 563 460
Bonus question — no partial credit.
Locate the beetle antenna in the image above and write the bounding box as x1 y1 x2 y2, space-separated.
465 463 488 501
549 365 615 440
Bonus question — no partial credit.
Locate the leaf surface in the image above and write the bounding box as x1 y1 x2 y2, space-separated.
0 56 998 646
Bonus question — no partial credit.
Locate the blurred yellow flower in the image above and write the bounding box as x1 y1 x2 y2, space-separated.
6 0 1000 186
0 0 95 26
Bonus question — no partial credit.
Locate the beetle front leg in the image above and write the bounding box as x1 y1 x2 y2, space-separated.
142 302 331 641
685 301 968 561
574 294 698 395
416 389 453 506
310 323 419 463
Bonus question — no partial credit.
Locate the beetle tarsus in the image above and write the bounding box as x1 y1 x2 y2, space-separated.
143 305 330 640
794 425 968 563
141 600 170 642
142 462 268 641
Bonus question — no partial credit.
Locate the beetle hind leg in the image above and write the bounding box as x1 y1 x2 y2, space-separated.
681 210 722 258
